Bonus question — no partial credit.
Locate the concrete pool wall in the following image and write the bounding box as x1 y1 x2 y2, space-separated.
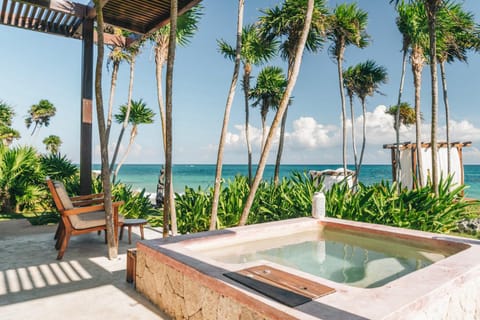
135 217 480 319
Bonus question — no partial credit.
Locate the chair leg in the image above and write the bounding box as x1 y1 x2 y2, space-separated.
54 221 64 240
57 233 71 260
55 227 66 250
119 225 125 240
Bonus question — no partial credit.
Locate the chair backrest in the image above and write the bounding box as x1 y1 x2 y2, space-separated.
46 178 74 212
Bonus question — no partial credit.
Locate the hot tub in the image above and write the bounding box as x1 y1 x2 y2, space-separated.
135 217 480 319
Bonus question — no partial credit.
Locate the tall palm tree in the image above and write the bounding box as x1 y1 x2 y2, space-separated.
0 126 20 147
327 3 369 176
112 99 155 182
351 60 388 177
259 0 328 185
150 5 202 235
386 102 417 129
105 28 130 142
109 39 145 176
93 0 117 259
396 1 428 186
250 66 288 153
0 101 15 127
209 0 244 231
436 3 477 174
42 135 62 154
218 24 278 185
343 65 360 173
25 99 56 135
239 0 315 226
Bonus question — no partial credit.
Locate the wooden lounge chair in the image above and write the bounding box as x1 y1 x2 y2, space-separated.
46 178 124 260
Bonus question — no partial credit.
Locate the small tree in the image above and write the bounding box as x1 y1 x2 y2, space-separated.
25 99 56 135
43 135 62 154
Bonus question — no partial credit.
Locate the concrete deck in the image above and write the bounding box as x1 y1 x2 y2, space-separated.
0 219 169 320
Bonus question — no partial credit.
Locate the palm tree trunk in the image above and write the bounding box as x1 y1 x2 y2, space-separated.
261 114 267 153
239 0 314 226
412 53 424 187
155 46 167 150
440 61 451 174
114 126 137 179
274 106 288 185
357 98 367 178
93 0 117 259
164 0 178 238
427 5 439 195
106 61 119 142
243 65 253 186
337 46 347 175
395 48 408 184
110 56 136 181
210 0 244 231
349 94 358 178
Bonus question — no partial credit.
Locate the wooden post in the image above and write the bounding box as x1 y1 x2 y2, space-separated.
80 18 93 195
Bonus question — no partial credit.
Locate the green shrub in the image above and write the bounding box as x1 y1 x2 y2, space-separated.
40 153 80 195
325 178 471 233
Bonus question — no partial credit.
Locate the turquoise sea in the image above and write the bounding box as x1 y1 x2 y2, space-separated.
94 164 480 199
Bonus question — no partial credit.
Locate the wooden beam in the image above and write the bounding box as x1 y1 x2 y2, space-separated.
80 17 93 195
16 0 86 17
143 0 201 35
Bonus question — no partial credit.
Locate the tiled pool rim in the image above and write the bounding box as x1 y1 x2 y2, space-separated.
135 217 480 319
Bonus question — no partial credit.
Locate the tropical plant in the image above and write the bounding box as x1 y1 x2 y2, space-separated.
435 3 478 174
0 100 15 126
325 178 470 233
351 60 388 177
0 125 20 147
25 99 56 135
112 99 155 182
249 66 288 152
218 23 278 185
343 65 360 172
396 1 428 186
386 102 417 129
112 184 159 219
239 0 315 226
0 145 45 213
150 4 202 236
42 135 62 154
40 153 80 195
209 0 244 231
259 0 328 185
327 3 369 175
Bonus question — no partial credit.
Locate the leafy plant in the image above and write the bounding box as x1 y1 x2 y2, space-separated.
40 153 80 195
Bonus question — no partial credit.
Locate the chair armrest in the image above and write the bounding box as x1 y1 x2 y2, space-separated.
63 205 105 216
70 193 104 201
72 198 104 207
113 201 125 207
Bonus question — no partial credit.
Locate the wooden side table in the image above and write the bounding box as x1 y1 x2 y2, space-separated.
120 219 148 244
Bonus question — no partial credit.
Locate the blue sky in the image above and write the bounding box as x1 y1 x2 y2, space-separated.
1 0 479 165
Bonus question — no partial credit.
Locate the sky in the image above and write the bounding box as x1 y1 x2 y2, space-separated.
1 0 480 165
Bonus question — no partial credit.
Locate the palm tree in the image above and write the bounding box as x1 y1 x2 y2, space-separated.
351 60 388 177
239 0 315 226
0 126 20 147
327 3 369 176
436 3 477 174
112 99 155 182
109 39 145 176
386 102 417 129
209 0 244 231
93 0 117 259
259 0 328 185
42 135 62 154
343 65 360 173
150 5 202 235
218 24 278 185
105 28 130 142
0 101 15 126
25 99 56 135
396 1 428 186
250 66 288 158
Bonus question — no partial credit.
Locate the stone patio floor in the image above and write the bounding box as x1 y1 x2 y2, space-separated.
0 219 169 320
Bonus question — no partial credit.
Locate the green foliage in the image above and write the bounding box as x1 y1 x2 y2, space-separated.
25 99 56 135
40 153 80 195
112 183 159 219
325 178 471 233
0 145 46 213
42 135 62 154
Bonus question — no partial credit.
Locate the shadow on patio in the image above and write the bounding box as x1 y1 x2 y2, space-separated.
0 219 168 319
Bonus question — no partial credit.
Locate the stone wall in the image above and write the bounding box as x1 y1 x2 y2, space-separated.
135 246 298 320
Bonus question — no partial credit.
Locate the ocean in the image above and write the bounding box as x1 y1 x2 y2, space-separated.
94 164 480 199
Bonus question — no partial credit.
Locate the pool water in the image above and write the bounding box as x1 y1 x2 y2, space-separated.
197 227 455 288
